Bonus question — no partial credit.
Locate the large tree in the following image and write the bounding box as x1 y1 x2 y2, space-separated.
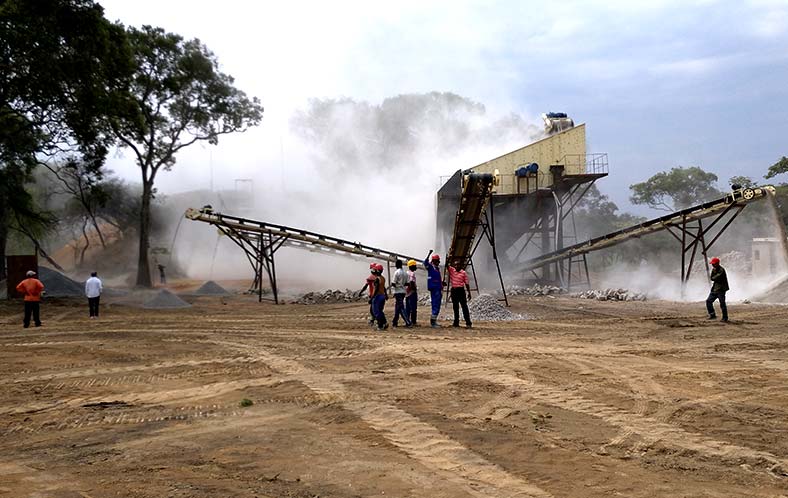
111 26 263 287
629 166 723 212
0 0 132 278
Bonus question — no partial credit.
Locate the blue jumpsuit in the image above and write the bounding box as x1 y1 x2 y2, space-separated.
424 258 443 320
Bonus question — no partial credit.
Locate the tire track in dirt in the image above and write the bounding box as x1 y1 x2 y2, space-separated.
251 350 553 498
478 372 788 476
3 355 266 385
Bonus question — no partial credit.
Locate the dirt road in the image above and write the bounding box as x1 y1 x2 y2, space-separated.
1 295 787 497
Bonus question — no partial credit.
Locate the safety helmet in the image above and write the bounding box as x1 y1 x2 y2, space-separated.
431 254 441 262
26 270 36 277
374 263 384 272
369 262 376 270
709 257 720 265
407 259 418 267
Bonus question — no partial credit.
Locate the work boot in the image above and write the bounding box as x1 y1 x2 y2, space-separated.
721 317 729 323
466 323 473 329
707 315 717 320
430 318 440 329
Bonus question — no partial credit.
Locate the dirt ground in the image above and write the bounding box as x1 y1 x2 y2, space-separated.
2 294 788 498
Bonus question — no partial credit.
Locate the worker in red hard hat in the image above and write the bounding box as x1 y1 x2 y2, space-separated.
706 257 729 322
424 250 443 328
358 263 388 330
359 263 378 326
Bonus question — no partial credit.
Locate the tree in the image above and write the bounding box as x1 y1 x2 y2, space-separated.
0 0 132 278
765 156 788 180
729 175 756 188
629 166 723 212
111 26 263 287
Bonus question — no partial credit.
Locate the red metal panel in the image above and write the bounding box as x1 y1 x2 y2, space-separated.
6 255 38 299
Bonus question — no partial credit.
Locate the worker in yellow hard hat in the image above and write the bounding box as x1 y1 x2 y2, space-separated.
405 259 419 326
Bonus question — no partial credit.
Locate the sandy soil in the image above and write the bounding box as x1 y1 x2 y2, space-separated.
1 294 788 497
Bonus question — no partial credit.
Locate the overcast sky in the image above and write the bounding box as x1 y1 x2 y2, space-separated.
99 0 788 215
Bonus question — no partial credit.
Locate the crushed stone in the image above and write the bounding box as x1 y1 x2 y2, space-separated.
142 289 191 309
444 293 529 322
193 280 230 296
38 267 84 297
570 288 647 301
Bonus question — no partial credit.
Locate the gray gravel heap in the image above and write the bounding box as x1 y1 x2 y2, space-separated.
38 266 84 297
443 293 528 322
570 288 647 301
142 289 191 309
193 280 230 296
294 289 367 305
507 284 566 296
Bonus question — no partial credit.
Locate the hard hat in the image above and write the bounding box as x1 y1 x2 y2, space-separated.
710 257 720 265
369 262 376 270
26 270 36 277
431 254 441 261
407 259 418 267
374 263 384 271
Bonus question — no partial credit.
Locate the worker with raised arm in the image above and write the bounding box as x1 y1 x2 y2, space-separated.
448 260 473 329
706 257 729 322
424 250 443 328
404 259 419 327
358 262 378 327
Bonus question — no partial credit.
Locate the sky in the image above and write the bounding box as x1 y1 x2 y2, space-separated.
99 0 788 216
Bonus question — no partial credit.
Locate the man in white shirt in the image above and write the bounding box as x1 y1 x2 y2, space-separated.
85 272 103 319
391 260 412 328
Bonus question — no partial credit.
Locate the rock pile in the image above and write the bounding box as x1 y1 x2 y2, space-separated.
38 267 84 297
294 289 367 305
443 293 528 322
142 289 191 309
193 280 230 296
570 288 647 301
507 284 566 296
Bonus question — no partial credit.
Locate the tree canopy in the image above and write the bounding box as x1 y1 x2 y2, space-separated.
0 0 132 278
111 25 263 286
629 166 723 212
765 156 788 180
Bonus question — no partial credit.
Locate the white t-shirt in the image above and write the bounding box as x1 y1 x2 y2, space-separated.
85 277 103 298
392 268 408 294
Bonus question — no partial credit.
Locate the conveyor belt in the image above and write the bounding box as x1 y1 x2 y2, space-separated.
185 208 418 263
519 186 776 272
446 173 495 269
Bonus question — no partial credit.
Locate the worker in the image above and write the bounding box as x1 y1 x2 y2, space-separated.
424 250 443 328
706 257 729 322
85 271 103 319
448 260 473 328
157 264 166 284
405 259 419 327
371 263 389 330
391 259 412 328
15 270 45 328
358 262 378 326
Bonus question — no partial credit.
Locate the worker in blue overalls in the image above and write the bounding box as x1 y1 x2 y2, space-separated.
424 250 443 329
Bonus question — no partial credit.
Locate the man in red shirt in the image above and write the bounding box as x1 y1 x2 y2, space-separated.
16 270 45 328
447 260 472 329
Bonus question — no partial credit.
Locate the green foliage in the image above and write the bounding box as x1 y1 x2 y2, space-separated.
765 156 788 180
729 175 756 188
111 25 263 287
0 0 132 277
629 166 723 211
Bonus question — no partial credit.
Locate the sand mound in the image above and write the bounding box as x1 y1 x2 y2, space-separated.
751 275 788 303
193 280 230 296
38 267 83 297
142 289 191 309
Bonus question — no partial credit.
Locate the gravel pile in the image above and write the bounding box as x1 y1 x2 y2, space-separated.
443 293 528 322
570 288 647 301
294 289 366 305
142 289 191 309
507 284 566 296
193 280 230 296
38 267 84 297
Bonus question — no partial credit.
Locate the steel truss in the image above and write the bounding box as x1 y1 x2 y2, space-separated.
185 208 418 304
